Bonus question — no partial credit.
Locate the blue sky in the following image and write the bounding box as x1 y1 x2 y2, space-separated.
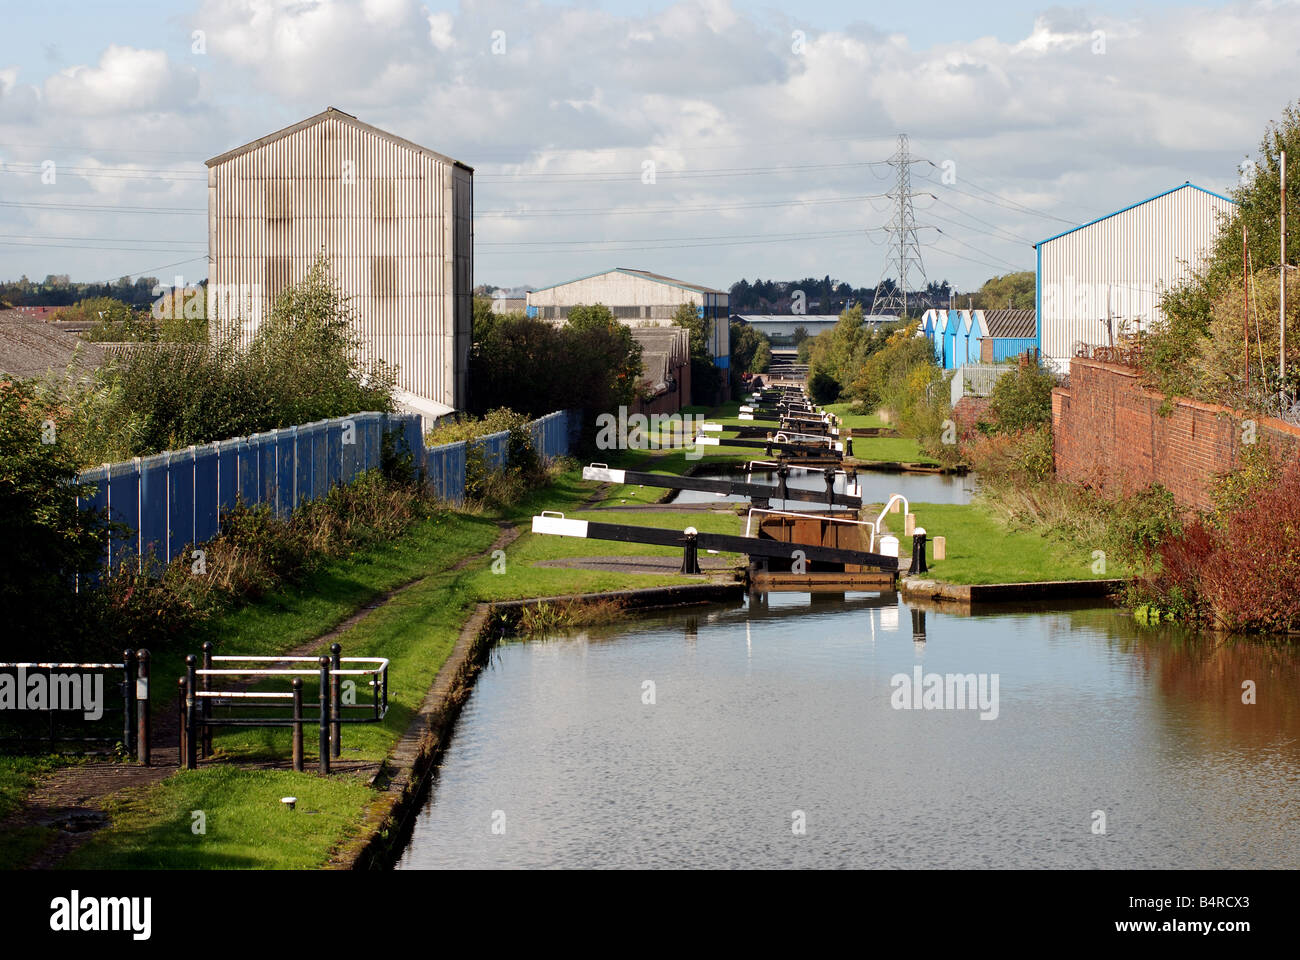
1 0 1294 293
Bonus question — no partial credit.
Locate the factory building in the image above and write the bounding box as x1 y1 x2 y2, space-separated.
1034 182 1237 373
920 309 1038 369
526 268 730 389
206 107 474 415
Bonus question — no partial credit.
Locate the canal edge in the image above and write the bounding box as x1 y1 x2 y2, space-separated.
332 581 747 870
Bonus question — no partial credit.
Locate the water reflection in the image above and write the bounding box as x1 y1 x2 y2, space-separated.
397 595 1300 870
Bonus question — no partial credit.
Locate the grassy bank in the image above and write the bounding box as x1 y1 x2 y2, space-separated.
27 462 746 870
899 501 1127 585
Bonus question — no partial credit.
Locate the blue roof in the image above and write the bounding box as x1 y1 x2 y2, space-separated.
1033 182 1238 249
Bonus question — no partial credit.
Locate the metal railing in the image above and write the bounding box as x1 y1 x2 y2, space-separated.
179 642 388 775
0 651 151 762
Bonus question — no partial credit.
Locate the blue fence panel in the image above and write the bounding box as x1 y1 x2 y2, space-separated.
237 437 259 508
194 444 220 545
326 421 344 490
257 432 278 510
361 413 382 474
275 428 295 519
137 454 169 568
77 466 109 584
340 417 361 485
106 460 140 573
476 431 509 472
167 449 195 563
217 439 240 516
312 422 329 503
425 444 446 500
295 424 315 508
445 442 467 505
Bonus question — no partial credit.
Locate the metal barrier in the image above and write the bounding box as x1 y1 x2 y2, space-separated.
179 643 388 775
0 651 151 763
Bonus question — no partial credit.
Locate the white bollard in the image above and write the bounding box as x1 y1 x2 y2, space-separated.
933 536 946 561
879 535 899 559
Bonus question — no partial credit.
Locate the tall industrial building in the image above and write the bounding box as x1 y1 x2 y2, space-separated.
1035 182 1236 373
206 107 473 414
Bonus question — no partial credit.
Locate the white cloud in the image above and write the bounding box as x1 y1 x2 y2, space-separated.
44 45 198 115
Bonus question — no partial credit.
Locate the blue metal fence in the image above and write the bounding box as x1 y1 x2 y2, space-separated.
76 409 576 573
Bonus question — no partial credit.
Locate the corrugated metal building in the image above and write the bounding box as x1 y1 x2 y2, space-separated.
206 107 473 413
526 267 730 371
1034 182 1236 373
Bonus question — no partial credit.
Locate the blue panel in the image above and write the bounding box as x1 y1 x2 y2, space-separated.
426 444 445 499
106 461 140 573
238 438 259 507
194 444 220 545
714 355 730 369
313 422 329 501
327 421 344 490
295 425 314 507
446 442 466 505
276 429 295 518
217 439 240 517
259 431 278 509
992 337 1038 363
137 454 169 569
363 413 382 473
167 450 195 563
341 417 362 483
77 467 110 582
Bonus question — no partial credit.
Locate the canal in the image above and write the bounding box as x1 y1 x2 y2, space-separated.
668 466 975 507
396 591 1300 869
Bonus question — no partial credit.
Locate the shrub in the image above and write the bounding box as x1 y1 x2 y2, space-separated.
808 369 841 404
987 361 1055 433
426 407 546 507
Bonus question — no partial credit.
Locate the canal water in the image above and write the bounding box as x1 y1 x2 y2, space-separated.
396 592 1300 869
668 467 974 508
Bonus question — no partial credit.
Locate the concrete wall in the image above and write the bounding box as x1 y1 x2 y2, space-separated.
1052 358 1300 510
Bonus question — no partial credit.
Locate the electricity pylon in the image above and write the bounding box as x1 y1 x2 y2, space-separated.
871 133 929 318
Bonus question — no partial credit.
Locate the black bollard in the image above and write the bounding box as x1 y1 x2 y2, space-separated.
176 677 186 769
136 649 150 766
681 529 702 575
291 678 303 773
122 649 136 756
330 643 342 759
911 530 928 575
184 655 198 771
318 656 331 776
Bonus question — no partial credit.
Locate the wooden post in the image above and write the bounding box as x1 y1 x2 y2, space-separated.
933 536 947 561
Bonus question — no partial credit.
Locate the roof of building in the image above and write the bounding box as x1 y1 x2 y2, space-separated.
529 267 727 296
206 107 472 172
0 320 105 380
982 309 1037 338
1033 182 1237 248
630 326 688 395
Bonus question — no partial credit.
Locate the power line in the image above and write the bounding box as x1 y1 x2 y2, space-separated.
0 199 205 214
477 193 889 218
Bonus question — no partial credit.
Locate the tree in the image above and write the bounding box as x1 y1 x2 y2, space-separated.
672 302 721 404
727 320 772 393
970 272 1035 310
0 379 111 655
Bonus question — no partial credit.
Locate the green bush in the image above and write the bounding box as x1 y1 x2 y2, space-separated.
808 369 841 404
987 362 1055 433
426 408 546 507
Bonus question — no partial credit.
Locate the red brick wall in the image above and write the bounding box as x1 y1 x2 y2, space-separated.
951 395 991 439
1052 358 1300 510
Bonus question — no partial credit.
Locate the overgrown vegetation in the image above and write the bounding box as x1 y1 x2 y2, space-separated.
426 407 552 508
39 255 394 467
469 300 643 440
1142 101 1300 412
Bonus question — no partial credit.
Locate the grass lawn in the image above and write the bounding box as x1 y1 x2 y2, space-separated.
823 402 890 431
901 501 1127 585
851 435 938 465
63 768 372 869
0 755 61 869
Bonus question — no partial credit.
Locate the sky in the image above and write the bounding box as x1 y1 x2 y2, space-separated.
0 0 1296 295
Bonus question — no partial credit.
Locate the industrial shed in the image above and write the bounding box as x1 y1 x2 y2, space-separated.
526 267 730 372
919 308 1038 369
1035 182 1237 373
206 107 473 412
